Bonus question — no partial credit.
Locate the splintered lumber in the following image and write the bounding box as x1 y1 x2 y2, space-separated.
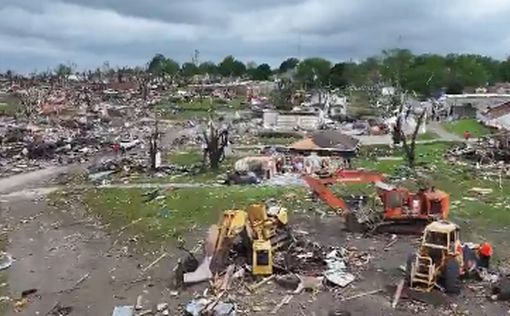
250 275 275 291
142 253 167 272
341 289 382 302
271 295 293 314
392 279 405 308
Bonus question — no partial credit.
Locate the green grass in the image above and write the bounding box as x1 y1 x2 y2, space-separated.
76 140 510 260
156 97 247 121
417 131 439 140
443 119 492 138
0 101 19 117
82 186 310 245
167 150 203 165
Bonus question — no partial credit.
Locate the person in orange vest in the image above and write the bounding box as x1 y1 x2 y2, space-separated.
478 242 493 269
462 242 493 277
463 130 471 140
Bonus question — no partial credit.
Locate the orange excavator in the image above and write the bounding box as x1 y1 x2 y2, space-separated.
303 169 450 233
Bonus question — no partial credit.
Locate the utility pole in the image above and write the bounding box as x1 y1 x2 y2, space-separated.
192 49 200 66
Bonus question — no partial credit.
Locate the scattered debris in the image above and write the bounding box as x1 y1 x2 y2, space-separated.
112 305 134 316
47 302 73 316
341 289 383 302
271 295 293 314
323 249 355 287
0 252 13 270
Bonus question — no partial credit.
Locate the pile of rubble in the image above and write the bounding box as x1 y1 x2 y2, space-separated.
447 132 510 174
0 75 167 177
176 229 366 316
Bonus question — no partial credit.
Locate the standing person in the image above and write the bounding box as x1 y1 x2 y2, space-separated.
464 130 471 141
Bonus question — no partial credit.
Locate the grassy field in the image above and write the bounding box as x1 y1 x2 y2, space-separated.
443 119 492 138
76 141 510 258
0 101 19 117
82 186 310 246
157 97 247 120
417 131 440 140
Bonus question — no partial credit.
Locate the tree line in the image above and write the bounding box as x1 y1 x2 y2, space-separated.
148 49 510 97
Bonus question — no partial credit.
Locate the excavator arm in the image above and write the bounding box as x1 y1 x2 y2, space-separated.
303 169 385 216
302 175 348 214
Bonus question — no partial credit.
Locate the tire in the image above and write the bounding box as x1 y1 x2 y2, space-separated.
443 258 461 294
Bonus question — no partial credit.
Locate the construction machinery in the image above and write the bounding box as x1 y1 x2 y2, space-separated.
183 202 291 283
407 220 493 293
303 169 450 233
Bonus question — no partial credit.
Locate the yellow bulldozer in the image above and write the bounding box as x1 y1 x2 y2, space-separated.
183 202 291 284
406 220 493 294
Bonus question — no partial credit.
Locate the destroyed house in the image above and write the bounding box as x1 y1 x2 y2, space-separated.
289 131 359 158
482 101 510 130
448 102 477 120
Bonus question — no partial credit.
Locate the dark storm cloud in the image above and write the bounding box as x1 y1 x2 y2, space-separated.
0 0 509 72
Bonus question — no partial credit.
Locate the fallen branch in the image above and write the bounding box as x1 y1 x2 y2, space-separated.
341 289 382 302
142 253 167 273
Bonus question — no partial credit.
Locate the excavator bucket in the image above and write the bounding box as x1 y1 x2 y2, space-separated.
183 225 219 284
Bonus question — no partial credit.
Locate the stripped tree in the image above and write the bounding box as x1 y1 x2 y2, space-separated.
386 87 426 169
202 119 229 170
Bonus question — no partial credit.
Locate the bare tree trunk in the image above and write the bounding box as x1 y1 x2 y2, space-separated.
401 111 426 169
202 121 228 170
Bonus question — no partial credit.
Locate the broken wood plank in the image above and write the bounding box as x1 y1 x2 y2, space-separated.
271 295 293 314
142 253 167 273
250 275 275 292
341 289 382 302
384 238 398 251
392 279 405 308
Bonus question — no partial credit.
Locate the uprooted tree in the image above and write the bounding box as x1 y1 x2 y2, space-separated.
202 119 229 170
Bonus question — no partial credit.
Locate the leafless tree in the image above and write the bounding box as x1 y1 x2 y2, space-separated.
202 120 229 170
388 89 426 169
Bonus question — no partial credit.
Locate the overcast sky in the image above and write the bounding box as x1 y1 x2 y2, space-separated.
1 0 510 73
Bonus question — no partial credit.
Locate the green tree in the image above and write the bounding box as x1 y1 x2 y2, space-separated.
148 53 166 75
248 63 272 81
296 57 332 88
381 49 414 86
181 62 199 77
279 57 300 73
55 63 72 78
198 61 218 75
329 63 349 88
148 54 179 77
500 57 510 82
218 55 246 77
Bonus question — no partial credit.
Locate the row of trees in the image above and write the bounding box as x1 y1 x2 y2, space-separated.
147 50 510 97
147 54 272 81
